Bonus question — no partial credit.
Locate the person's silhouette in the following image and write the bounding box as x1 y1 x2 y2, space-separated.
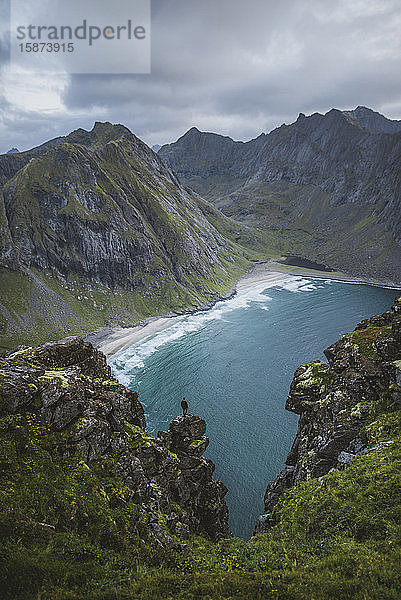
181 397 188 416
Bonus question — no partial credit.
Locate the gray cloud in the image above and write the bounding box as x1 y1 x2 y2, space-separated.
1 0 401 153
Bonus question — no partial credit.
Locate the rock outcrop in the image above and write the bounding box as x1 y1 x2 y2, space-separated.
255 296 401 533
0 337 231 543
158 415 229 539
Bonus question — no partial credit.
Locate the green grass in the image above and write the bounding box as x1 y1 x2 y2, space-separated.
268 261 349 279
1 396 400 599
0 249 248 352
0 413 168 599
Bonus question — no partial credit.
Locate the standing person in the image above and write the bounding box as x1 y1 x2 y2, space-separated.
181 397 188 416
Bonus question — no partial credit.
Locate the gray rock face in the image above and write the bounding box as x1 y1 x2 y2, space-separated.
343 106 401 134
255 295 401 534
0 337 231 542
160 107 401 282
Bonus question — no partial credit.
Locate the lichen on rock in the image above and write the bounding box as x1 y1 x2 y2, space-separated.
0 336 230 545
255 295 401 534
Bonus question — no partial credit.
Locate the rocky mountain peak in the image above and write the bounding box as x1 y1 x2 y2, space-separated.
186 126 201 136
90 121 134 143
178 126 236 145
343 106 401 133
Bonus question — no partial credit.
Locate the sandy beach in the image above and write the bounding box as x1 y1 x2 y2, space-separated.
86 317 178 358
87 261 401 358
88 266 290 358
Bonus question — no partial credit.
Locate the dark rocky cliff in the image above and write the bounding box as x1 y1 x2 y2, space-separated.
255 295 401 533
343 106 401 134
160 107 401 283
0 337 230 543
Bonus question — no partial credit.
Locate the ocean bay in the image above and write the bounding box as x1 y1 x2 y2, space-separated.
110 277 397 538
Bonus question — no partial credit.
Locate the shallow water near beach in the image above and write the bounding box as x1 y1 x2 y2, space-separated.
110 278 396 538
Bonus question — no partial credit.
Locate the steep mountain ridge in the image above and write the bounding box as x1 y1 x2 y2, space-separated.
0 123 256 350
344 106 401 134
159 107 401 283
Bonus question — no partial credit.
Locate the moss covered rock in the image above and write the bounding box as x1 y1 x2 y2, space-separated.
0 336 230 546
256 295 401 533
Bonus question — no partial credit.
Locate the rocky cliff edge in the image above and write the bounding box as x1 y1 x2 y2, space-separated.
255 295 401 533
0 337 230 546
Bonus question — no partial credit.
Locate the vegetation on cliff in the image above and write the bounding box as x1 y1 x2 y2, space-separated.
0 299 400 599
0 123 265 352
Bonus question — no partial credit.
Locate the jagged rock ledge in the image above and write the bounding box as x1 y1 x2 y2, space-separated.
0 337 230 545
255 295 401 533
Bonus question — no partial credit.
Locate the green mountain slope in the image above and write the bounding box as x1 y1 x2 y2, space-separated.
0 123 262 351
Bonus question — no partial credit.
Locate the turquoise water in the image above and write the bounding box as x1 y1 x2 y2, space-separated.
110 277 397 538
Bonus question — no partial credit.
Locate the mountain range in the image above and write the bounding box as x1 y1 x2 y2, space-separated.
159 106 401 282
1 106 400 351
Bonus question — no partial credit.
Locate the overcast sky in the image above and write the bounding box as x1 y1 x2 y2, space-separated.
1 0 401 153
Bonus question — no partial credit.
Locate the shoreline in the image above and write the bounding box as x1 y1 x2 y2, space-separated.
86 262 401 358
86 266 290 357
267 261 401 290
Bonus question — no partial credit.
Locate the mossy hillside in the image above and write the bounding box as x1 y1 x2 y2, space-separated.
3 145 115 247
217 180 398 282
0 128 257 350
4 142 177 260
0 412 172 600
194 192 279 259
0 268 128 351
1 404 400 600
0 267 184 351
0 246 247 351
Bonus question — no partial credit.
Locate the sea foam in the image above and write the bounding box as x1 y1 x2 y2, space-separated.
109 276 328 384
